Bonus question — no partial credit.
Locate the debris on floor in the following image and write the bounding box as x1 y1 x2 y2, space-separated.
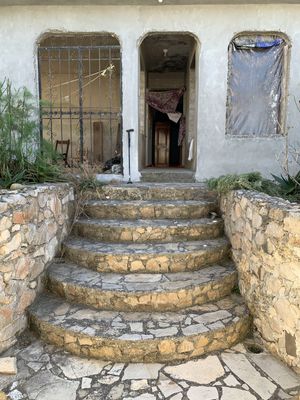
0 359 17 376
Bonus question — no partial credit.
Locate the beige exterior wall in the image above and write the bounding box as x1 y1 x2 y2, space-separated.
0 5 300 180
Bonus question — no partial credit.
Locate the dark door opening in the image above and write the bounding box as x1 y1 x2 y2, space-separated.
139 33 198 171
151 96 183 167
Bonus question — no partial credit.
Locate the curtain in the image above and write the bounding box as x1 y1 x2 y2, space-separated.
227 36 286 137
146 88 186 145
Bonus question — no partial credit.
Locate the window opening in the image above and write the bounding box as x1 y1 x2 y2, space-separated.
226 34 289 137
38 34 122 172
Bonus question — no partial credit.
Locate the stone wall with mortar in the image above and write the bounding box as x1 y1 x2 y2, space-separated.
0 183 74 353
220 190 300 372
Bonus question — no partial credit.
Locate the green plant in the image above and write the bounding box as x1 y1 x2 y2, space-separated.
271 172 300 195
207 171 300 202
207 172 267 193
0 79 63 188
24 139 64 184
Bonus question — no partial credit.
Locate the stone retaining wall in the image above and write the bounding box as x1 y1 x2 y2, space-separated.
220 190 300 372
0 183 74 353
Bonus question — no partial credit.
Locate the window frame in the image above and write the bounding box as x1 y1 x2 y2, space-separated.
225 32 290 139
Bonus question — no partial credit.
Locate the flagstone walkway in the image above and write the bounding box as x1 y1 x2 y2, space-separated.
0 334 299 400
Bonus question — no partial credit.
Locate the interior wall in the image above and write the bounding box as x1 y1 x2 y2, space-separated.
185 67 197 170
147 72 185 90
40 72 121 163
184 41 198 170
139 69 146 168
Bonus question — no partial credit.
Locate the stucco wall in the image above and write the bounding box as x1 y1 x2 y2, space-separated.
220 190 300 372
1 5 300 180
0 184 74 353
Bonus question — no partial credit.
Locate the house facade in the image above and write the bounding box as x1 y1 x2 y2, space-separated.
1 1 300 181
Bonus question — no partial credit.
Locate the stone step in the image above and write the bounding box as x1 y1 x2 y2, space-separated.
47 262 237 312
84 199 217 220
140 169 195 183
28 293 251 363
86 183 216 201
72 218 224 243
63 237 230 273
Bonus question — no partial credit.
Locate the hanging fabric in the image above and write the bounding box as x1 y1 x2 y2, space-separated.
226 35 287 137
188 138 194 161
146 88 185 114
146 88 186 145
167 112 182 124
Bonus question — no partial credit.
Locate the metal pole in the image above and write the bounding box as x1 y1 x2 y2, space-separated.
127 129 134 184
78 48 84 163
37 48 43 148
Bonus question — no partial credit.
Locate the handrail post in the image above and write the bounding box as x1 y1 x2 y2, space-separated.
126 129 134 184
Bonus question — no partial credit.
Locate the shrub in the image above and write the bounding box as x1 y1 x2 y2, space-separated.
206 172 300 202
0 79 63 188
271 172 300 196
207 172 265 193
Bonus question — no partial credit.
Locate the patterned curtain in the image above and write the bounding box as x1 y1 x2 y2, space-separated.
146 88 186 145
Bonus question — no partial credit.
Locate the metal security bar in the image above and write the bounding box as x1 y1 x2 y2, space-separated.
38 37 122 171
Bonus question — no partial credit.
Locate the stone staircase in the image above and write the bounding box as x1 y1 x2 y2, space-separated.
28 183 251 363
140 169 195 183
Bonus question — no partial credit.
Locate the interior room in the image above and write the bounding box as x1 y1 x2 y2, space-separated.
139 33 198 171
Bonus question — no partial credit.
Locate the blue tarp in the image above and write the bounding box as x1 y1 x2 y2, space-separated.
254 38 283 48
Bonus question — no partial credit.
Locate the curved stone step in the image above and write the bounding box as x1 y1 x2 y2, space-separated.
84 199 217 220
86 183 216 201
63 237 230 273
72 218 224 243
28 293 251 363
140 169 195 183
47 262 237 312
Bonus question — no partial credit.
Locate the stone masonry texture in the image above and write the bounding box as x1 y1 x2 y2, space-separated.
28 183 251 363
0 184 74 353
220 190 300 373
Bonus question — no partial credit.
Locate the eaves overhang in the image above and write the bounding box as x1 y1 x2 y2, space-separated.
1 0 300 5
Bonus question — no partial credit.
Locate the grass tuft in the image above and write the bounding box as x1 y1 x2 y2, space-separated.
207 172 300 202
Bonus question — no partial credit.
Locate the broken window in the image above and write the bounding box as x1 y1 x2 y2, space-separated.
38 34 122 172
226 34 289 137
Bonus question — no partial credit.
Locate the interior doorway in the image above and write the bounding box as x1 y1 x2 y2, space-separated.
139 33 198 170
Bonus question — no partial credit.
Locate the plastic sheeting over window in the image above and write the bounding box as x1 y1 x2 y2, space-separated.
226 35 288 137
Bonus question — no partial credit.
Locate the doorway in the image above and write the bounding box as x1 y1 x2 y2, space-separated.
151 95 183 167
139 33 198 170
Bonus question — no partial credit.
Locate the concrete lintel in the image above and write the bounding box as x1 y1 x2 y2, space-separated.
1 0 300 5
